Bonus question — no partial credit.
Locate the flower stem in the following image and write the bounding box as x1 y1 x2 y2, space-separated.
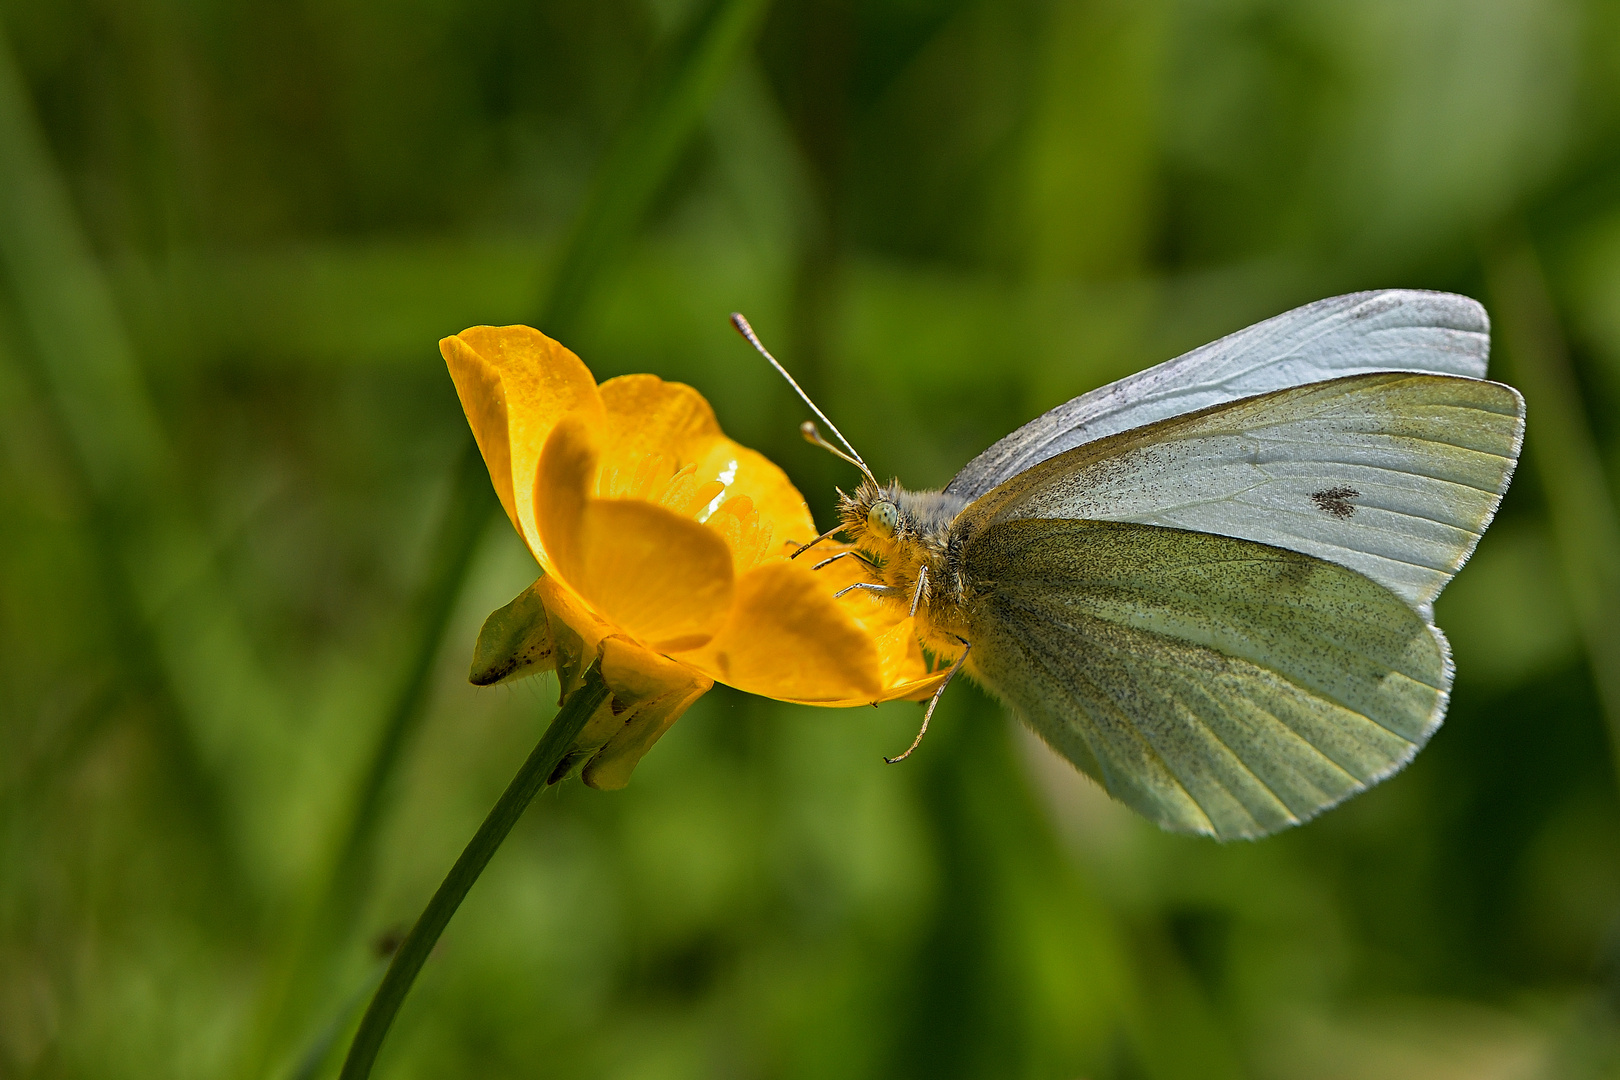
337 662 610 1080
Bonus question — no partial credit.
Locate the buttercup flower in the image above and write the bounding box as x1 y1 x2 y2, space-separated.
443 325 945 789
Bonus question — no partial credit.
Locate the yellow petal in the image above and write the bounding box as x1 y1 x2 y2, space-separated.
705 496 772 576
534 413 596 580
812 543 900 628
533 573 614 693
743 543 944 704
581 636 712 790
441 326 604 560
577 502 737 650
538 415 736 651
442 336 513 526
873 615 940 701
599 375 723 463
689 440 816 551
687 560 884 702
599 374 816 555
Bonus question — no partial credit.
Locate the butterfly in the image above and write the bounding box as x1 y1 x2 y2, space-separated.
733 290 1524 840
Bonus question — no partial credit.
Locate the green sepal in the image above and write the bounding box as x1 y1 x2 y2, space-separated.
468 578 558 686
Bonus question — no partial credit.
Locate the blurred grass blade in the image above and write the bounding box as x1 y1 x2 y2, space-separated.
1485 236 1620 773
286 960 387 1080
0 30 165 499
337 665 611 1080
243 442 494 1078
0 22 283 869
251 0 776 1073
538 0 775 338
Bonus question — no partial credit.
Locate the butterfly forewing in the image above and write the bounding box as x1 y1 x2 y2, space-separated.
962 520 1450 839
946 290 1492 501
957 373 1524 616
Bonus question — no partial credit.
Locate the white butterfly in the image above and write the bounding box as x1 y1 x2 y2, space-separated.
746 290 1524 839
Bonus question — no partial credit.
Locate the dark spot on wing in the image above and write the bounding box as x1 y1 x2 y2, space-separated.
1311 486 1360 519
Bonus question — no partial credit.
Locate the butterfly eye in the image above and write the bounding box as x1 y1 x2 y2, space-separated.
867 500 899 539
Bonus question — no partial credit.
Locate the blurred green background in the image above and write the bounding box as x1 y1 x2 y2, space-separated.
3 0 1620 1077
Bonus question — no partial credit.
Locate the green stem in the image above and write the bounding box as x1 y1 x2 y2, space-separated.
336 663 611 1080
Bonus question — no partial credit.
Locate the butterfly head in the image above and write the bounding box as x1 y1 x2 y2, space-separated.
726 313 965 560
839 479 906 549
838 478 965 555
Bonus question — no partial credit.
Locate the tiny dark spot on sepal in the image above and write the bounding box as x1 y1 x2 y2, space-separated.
548 749 589 785
1311 486 1360 519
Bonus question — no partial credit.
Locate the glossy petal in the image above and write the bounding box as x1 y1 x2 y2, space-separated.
538 415 736 651
690 440 817 550
598 375 722 465
689 560 886 702
705 497 774 576
873 616 941 702
599 375 816 549
803 544 949 702
441 325 604 558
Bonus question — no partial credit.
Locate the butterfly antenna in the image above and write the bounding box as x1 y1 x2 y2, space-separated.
730 313 880 489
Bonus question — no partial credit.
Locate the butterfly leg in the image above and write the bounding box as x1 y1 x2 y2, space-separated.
811 549 881 573
790 523 846 559
833 581 901 601
884 634 970 764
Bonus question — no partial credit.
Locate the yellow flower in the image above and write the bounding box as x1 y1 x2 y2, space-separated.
442 324 944 789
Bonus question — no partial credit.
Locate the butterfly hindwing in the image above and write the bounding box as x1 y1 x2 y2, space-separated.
961 519 1451 839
